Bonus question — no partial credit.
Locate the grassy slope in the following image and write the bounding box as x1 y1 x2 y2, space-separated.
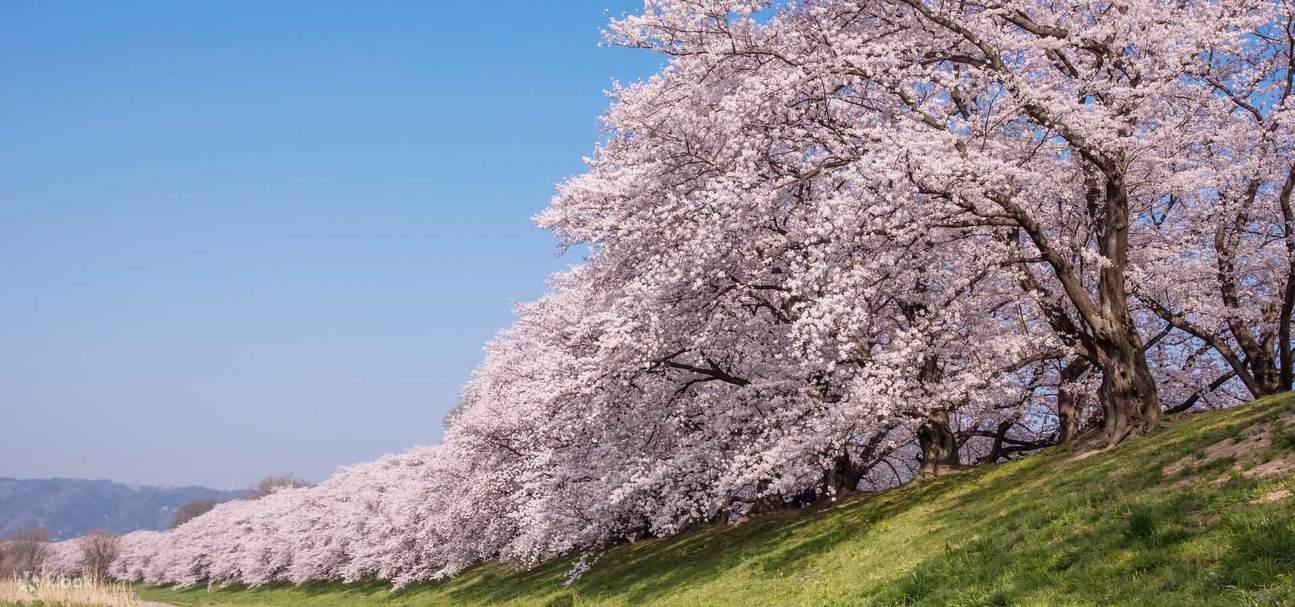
140 394 1295 607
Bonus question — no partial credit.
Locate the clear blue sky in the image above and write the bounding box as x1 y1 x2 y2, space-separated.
0 1 659 489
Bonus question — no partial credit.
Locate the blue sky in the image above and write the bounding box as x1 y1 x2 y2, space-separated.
0 1 660 489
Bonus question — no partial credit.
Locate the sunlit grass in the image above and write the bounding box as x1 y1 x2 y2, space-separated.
140 394 1295 606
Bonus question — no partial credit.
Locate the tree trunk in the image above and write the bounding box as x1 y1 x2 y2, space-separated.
1279 166 1295 391
824 452 863 496
1091 172 1160 445
916 411 960 479
1093 335 1160 444
983 420 1013 463
1057 358 1089 444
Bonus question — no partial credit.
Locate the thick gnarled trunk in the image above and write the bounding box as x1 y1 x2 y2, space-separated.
1092 335 1160 444
917 411 960 479
1091 174 1160 443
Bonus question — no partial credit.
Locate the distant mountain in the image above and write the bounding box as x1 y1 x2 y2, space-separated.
0 477 248 540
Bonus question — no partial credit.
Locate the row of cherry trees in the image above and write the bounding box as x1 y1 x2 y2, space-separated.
94 0 1295 588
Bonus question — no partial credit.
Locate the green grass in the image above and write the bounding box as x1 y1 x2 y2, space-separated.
137 394 1295 607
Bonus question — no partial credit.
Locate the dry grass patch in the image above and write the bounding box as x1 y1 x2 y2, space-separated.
0 576 140 606
1248 489 1293 505
1163 412 1295 481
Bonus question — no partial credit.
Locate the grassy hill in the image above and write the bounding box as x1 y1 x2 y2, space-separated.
139 394 1295 607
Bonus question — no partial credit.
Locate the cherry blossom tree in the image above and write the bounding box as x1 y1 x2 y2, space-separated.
40 539 84 579
595 0 1291 445
94 0 1295 590
1134 1 1295 401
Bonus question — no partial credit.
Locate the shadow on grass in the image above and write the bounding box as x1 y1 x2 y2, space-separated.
857 396 1295 606
579 394 1295 606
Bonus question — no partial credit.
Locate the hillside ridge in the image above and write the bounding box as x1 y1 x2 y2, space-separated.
142 394 1295 606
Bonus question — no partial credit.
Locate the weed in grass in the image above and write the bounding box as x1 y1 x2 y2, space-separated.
1269 424 1295 453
